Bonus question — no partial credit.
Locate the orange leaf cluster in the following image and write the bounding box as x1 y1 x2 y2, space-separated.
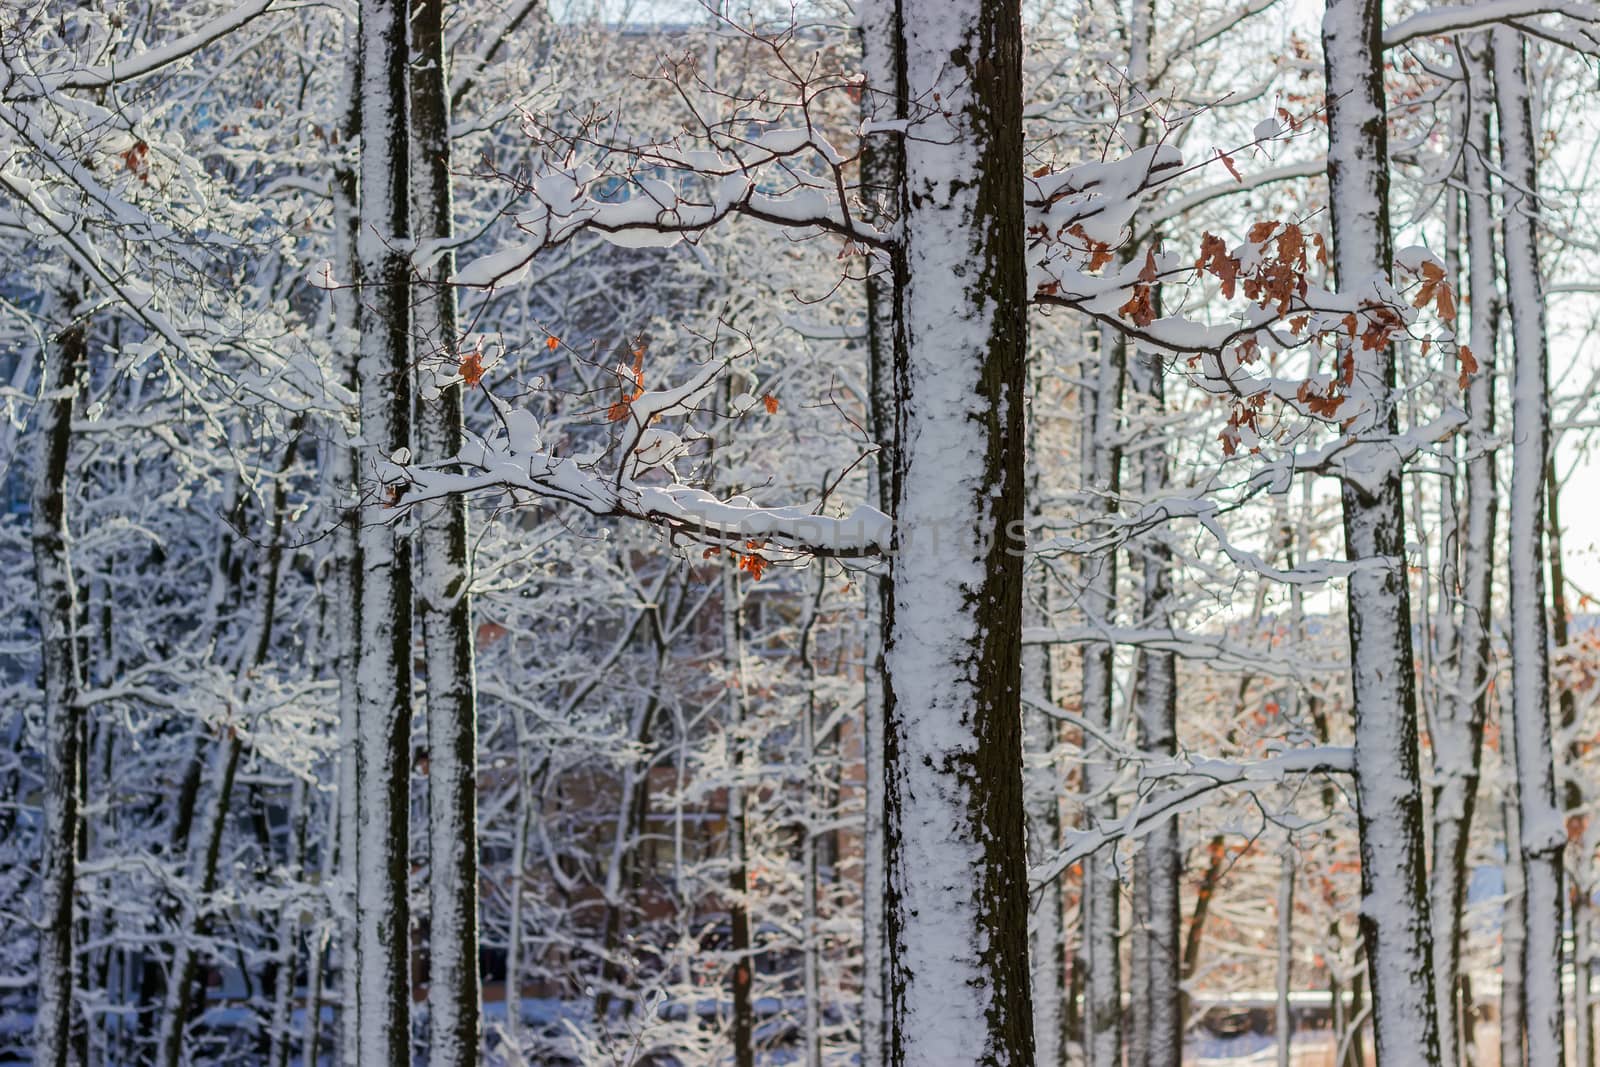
1195 233 1238 298
459 348 485 387
606 347 647 422
1295 376 1346 419
1118 286 1155 327
1067 224 1113 272
702 540 769 580
1197 222 1327 314
1116 248 1162 327
1359 304 1406 353
1218 393 1269 456
1410 260 1457 324
762 393 779 414
121 140 150 183
1457 344 1478 390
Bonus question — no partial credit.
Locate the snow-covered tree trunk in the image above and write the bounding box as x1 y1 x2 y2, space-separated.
722 565 755 1067
1129 342 1180 1067
1024 356 1063 1066
1276 849 1295 1067
1549 463 1591 1066
354 0 415 1061
1431 37 1499 1067
1493 26 1566 1067
1321 1 1441 1062
1080 326 1125 1067
858 5 901 1057
330 31 365 1065
879 1 1035 1063
1121 1 1171 1026
32 285 86 1067
800 569 827 1067
411 1 481 1062
503 699 537 1050
1501 782 1527 1067
270 778 310 1067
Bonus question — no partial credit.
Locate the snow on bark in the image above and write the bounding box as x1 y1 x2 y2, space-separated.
1129 343 1181 1067
1322 2 1440 1061
878 1 1035 1063
1024 358 1063 1067
328 28 365 1065
1501 773 1528 1067
411 1 482 1063
1079 326 1124 1067
354 1 415 1062
31 285 86 1067
858 4 901 1057
1276 849 1296 1067
721 565 756 1067
1429 35 1500 1067
1493 25 1567 1067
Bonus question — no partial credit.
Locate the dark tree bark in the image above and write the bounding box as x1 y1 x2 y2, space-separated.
1322 1 1441 1060
354 0 415 1061
32 284 87 1067
411 2 483 1063
857 8 902 1059
877 0 1035 1063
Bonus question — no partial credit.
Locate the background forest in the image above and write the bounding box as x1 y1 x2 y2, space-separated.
1 0 1599 1065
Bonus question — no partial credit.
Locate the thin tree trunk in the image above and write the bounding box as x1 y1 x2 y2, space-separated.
32 284 86 1067
721 565 755 1067
270 778 310 1067
303 893 328 1066
1129 336 1180 1067
879 1 1035 1062
858 4 901 1056
331 26 364 1065
1493 26 1566 1067
1431 37 1500 1067
1502 786 1527 1067
503 708 536 1049
412 2 482 1063
1024 368 1064 1067
1080 325 1125 1067
800 567 827 1067
354 0 415 1060
1551 463 1592 1066
1277 849 1295 1067
593 663 664 1023
1322 1 1441 1060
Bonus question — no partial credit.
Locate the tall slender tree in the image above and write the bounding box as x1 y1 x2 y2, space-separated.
354 0 415 1060
412 0 483 1061
1429 34 1500 1067
32 280 87 1067
1321 0 1440 1061
1493 25 1566 1067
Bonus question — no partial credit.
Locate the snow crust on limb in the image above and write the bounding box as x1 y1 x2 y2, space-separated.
393 360 890 558
1030 747 1356 889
